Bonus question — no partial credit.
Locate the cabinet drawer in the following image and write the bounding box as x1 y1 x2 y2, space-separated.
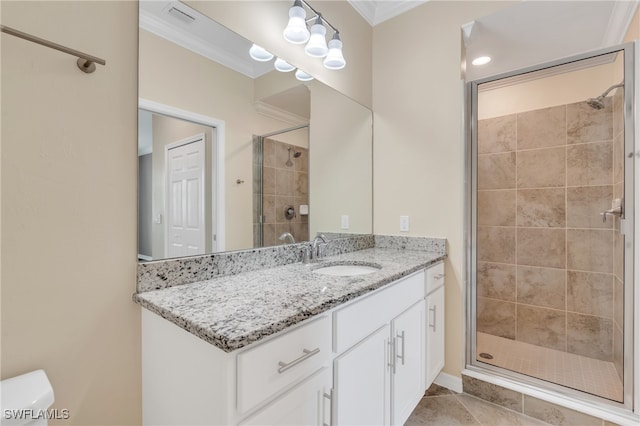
333 270 425 353
426 261 445 294
237 315 331 414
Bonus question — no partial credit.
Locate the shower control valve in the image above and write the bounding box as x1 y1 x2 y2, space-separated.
284 205 296 220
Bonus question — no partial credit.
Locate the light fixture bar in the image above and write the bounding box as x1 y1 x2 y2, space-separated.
298 0 339 34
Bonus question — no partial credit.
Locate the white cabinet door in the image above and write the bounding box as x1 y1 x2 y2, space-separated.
239 368 332 426
391 301 425 426
334 325 390 426
426 285 445 387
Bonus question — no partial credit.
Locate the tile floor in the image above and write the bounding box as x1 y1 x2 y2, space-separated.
405 384 549 425
476 332 623 402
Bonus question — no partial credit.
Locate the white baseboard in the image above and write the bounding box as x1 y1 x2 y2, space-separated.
434 372 463 393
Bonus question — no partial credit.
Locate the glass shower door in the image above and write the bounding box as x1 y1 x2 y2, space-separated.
469 44 634 406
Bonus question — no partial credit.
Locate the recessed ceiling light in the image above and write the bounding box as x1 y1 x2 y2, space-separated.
472 56 492 66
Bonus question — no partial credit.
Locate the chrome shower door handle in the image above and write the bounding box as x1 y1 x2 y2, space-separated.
600 205 623 222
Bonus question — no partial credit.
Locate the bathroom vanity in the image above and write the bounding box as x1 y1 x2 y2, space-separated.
135 238 446 425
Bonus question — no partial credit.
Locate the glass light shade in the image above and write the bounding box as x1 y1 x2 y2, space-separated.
249 44 273 62
472 56 491 66
304 19 328 58
323 36 345 70
295 69 314 81
274 58 295 72
283 1 310 44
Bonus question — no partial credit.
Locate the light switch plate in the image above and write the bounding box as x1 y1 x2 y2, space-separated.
341 215 349 230
400 215 409 232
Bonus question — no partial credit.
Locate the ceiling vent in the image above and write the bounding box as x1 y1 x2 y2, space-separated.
167 7 196 24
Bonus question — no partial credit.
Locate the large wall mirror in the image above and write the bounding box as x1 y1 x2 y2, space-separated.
137 1 373 261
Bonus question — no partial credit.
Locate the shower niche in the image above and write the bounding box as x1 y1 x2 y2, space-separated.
253 126 310 247
468 44 634 408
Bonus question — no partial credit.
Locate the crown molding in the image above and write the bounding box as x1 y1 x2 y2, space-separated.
602 1 639 47
347 0 377 26
139 9 259 79
253 101 309 125
348 1 428 26
373 1 428 26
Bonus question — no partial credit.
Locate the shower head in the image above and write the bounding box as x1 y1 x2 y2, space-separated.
585 81 624 110
286 147 302 166
586 96 606 110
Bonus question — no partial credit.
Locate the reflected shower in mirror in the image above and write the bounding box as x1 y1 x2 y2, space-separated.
138 1 372 261
253 125 310 248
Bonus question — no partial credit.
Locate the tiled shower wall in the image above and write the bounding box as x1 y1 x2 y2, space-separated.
253 138 309 247
477 93 623 374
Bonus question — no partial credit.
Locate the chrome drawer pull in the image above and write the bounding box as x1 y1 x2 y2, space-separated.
433 273 445 280
277 348 320 374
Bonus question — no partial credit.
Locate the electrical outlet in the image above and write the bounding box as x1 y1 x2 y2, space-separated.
341 215 349 230
400 215 409 232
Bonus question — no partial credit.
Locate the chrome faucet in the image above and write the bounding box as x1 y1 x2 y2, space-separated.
301 234 329 264
279 232 296 244
311 234 329 260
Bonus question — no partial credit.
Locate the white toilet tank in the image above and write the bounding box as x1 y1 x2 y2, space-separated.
0 370 54 426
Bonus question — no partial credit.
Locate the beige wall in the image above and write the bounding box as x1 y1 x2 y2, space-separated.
186 0 373 109
1 1 140 425
372 1 516 379
625 4 640 42
310 82 373 236
478 61 620 120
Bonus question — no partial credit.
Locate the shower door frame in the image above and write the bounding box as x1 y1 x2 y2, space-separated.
464 42 637 415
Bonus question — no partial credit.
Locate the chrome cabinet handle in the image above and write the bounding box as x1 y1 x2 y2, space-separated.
277 348 320 373
323 389 333 426
429 305 437 331
388 339 396 374
396 331 405 366
433 273 445 280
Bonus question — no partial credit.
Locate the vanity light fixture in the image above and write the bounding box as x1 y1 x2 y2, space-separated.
249 44 274 62
283 0 345 70
283 0 310 44
274 57 296 72
305 16 328 57
295 69 314 81
323 32 346 70
472 56 491 66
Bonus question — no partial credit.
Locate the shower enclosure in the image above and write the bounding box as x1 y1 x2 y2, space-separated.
253 125 310 247
466 43 636 411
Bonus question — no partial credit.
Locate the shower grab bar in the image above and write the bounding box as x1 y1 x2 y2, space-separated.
1 25 106 73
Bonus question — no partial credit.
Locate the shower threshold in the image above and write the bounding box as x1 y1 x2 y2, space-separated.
476 332 622 402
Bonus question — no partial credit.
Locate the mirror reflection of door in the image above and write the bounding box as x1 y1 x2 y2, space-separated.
138 110 218 261
166 135 205 258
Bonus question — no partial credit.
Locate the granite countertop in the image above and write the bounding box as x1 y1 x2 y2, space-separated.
134 247 446 353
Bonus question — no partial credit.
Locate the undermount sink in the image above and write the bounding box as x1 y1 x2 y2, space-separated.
312 263 381 277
